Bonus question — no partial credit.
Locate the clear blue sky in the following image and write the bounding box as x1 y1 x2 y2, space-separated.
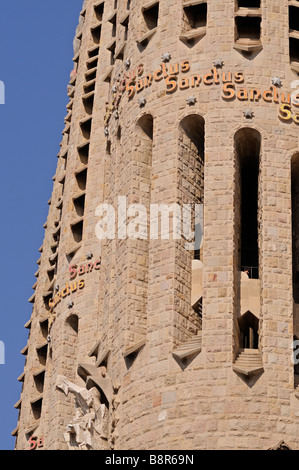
0 0 83 450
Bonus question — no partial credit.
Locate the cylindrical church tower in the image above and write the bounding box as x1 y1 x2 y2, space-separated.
13 0 299 450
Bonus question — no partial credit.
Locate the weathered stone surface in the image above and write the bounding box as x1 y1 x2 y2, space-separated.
13 0 299 452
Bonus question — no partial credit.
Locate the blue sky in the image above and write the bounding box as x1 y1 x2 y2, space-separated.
0 0 83 450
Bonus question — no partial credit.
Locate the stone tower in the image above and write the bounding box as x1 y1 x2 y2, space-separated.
13 0 299 450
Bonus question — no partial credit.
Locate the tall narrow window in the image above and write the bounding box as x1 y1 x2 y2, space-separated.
235 128 261 279
292 153 299 304
289 2 299 74
233 129 262 373
63 315 79 384
175 115 205 349
124 115 153 359
292 155 299 387
234 0 262 56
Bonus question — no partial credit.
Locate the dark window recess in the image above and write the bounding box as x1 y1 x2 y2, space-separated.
43 294 52 312
143 3 159 30
238 311 259 350
83 94 94 115
289 6 299 32
110 14 117 37
291 153 299 303
78 143 89 164
127 0 131 10
88 47 99 58
47 268 55 283
76 168 87 191
108 41 116 65
235 128 261 279
31 399 43 421
123 15 129 41
236 16 261 40
71 220 84 244
117 125 122 141
53 229 60 245
84 81 95 94
290 38 299 64
183 3 207 29
91 25 102 44
34 371 45 394
94 3 104 21
80 118 92 139
40 319 49 340
73 194 86 217
238 0 260 8
85 70 97 82
37 345 48 367
87 57 98 70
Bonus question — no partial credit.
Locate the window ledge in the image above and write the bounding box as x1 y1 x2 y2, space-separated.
291 62 299 75
28 293 36 304
11 426 19 437
25 421 40 435
142 0 159 12
102 66 114 83
18 372 25 382
183 0 207 6
172 334 202 361
235 7 262 17
84 78 96 91
14 399 22 410
21 345 28 356
137 28 157 46
33 367 46 378
180 27 206 43
36 340 49 351
85 67 98 81
234 40 262 53
233 349 263 378
120 12 130 26
24 318 32 329
290 30 299 40
115 42 126 59
124 339 146 358
65 242 82 259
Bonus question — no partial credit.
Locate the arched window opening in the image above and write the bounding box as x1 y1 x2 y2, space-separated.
66 314 79 334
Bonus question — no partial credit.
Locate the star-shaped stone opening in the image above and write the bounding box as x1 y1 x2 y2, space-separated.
243 109 254 119
213 59 224 68
138 97 147 108
186 96 197 106
272 77 282 87
161 52 171 63
124 58 131 69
